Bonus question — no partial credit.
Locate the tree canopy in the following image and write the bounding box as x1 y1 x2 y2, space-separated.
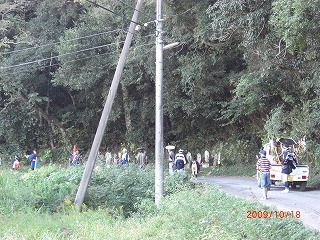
0 0 319 165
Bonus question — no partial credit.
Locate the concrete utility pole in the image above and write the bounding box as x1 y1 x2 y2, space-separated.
74 0 144 210
154 0 164 206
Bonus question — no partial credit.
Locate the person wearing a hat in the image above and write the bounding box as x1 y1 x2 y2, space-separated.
281 146 297 192
120 148 130 165
175 149 186 172
256 149 272 200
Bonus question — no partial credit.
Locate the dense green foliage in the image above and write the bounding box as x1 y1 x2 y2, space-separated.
0 0 320 167
0 165 80 214
0 163 194 216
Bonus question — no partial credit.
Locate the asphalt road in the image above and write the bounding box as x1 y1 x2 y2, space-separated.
196 176 320 232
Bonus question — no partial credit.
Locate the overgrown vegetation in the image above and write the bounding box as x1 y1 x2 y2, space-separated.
0 164 194 216
0 166 319 239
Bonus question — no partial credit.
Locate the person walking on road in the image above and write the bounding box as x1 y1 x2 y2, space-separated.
167 148 175 175
175 149 186 172
281 146 297 193
256 149 271 200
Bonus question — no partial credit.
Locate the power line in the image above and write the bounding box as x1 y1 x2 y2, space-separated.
0 42 155 80
55 42 154 68
0 28 125 56
86 0 146 26
0 1 157 57
0 0 158 71
0 35 155 72
0 41 123 70
114 0 154 20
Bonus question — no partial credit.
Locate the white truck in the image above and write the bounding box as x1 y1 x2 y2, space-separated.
258 137 309 191
269 164 309 191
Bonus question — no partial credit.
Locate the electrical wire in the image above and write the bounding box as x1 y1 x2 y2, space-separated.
0 0 158 71
0 41 123 70
1 0 157 57
59 42 154 67
114 0 154 21
0 34 155 72
0 33 154 71
0 42 155 77
0 28 125 56
86 0 145 26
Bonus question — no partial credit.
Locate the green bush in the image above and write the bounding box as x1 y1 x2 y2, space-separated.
308 167 320 189
0 171 27 214
85 164 155 217
212 139 258 166
210 164 257 177
0 163 196 218
22 165 82 212
0 165 82 214
85 164 196 218
163 170 194 195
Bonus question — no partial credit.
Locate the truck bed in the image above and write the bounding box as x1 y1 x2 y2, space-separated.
269 164 309 190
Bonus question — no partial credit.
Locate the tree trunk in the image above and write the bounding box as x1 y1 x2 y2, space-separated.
19 92 70 144
121 82 132 133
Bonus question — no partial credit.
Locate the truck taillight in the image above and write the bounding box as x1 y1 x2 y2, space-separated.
302 176 307 179
271 174 275 178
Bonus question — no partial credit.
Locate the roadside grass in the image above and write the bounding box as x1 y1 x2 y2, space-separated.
0 186 319 239
0 164 319 239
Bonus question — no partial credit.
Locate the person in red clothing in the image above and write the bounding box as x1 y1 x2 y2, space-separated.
256 150 272 200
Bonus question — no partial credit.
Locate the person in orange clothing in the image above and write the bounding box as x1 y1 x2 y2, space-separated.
12 156 20 171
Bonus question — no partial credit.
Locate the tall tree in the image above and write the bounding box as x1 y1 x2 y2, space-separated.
0 0 82 151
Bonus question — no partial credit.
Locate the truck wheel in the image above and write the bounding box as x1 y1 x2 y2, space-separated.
300 182 307 191
291 183 297 189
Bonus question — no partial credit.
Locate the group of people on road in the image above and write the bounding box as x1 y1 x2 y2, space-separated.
256 146 297 200
167 148 201 178
104 147 148 169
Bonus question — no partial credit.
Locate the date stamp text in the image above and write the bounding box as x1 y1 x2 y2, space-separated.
246 210 301 219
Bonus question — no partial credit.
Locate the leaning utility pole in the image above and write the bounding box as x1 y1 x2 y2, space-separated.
74 0 144 211
154 0 164 206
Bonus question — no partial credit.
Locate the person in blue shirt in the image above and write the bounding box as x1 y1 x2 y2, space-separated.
25 149 37 170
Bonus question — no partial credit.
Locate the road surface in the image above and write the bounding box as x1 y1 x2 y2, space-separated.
197 176 320 232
